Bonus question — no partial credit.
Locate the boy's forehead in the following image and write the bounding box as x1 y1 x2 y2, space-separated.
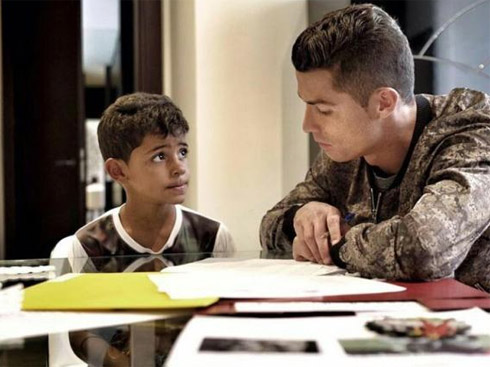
144 133 187 144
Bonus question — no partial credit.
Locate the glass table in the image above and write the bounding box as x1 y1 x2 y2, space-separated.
0 251 278 367
0 251 488 367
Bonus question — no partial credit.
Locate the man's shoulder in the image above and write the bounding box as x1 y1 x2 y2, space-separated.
422 88 490 120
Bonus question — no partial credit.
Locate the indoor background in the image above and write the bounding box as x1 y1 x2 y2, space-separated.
0 0 489 259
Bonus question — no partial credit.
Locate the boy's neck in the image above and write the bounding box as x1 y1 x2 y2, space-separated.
119 201 177 252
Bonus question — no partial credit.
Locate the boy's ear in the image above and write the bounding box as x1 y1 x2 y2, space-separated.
104 158 128 183
368 87 398 119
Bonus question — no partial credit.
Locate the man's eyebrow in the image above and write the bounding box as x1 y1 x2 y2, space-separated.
297 92 335 105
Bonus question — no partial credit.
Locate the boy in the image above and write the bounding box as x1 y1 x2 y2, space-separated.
52 92 235 271
260 4 490 292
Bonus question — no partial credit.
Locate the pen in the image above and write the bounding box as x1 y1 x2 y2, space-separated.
344 212 355 223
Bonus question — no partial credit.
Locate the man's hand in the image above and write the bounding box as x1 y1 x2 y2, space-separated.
292 201 349 264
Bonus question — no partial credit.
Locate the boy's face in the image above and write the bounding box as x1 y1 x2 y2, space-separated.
121 134 189 205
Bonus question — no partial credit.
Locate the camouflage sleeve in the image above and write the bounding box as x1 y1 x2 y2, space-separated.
259 152 333 250
340 127 490 281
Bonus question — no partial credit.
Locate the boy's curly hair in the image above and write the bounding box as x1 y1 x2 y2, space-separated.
98 93 189 162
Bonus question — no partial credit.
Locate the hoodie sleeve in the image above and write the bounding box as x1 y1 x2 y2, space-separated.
259 152 333 251
338 125 490 281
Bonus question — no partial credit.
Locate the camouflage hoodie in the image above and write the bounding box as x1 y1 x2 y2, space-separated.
260 88 490 292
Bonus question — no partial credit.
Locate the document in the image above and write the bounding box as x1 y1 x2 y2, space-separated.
234 301 428 313
150 258 405 299
166 314 339 367
166 308 490 367
0 310 171 342
151 273 404 299
162 258 345 276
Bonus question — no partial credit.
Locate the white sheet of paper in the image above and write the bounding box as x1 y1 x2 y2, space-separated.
150 273 404 299
162 258 346 276
166 308 490 367
234 301 428 313
153 258 403 299
166 314 342 367
0 310 178 342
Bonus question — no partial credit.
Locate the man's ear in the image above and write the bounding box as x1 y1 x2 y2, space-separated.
368 87 399 119
104 158 128 183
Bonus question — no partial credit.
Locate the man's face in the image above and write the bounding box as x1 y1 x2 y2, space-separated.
296 69 381 162
123 134 190 205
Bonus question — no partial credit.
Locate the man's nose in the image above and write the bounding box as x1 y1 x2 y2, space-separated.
302 105 317 133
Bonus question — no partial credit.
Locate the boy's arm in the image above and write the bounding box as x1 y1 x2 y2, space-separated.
260 152 333 251
213 224 236 256
50 235 90 274
334 128 490 281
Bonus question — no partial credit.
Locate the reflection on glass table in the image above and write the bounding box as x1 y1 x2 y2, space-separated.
0 251 287 367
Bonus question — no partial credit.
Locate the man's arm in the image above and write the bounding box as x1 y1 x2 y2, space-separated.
336 129 490 280
260 152 334 251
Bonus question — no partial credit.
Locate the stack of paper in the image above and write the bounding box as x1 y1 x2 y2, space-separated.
149 258 405 299
162 258 346 276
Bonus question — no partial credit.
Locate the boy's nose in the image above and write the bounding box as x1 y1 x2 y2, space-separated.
171 160 187 176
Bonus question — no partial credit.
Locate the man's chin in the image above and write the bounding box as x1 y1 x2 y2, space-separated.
323 150 353 163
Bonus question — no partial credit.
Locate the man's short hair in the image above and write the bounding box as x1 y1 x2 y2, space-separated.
292 3 414 106
98 93 189 162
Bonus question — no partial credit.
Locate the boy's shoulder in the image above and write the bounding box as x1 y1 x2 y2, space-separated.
74 207 140 257
178 205 222 224
166 205 229 254
177 205 223 237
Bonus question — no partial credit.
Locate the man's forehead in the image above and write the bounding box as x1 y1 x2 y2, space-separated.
296 69 346 105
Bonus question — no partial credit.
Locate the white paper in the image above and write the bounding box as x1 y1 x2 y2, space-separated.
153 258 404 299
150 273 404 299
166 315 343 367
162 258 346 276
0 310 179 342
0 284 23 314
166 308 490 367
234 301 428 313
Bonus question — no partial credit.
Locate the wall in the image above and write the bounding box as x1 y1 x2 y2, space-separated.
307 0 350 163
432 0 490 94
166 0 308 251
0 1 4 259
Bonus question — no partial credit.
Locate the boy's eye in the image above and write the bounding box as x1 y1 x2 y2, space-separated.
179 148 189 159
152 152 166 162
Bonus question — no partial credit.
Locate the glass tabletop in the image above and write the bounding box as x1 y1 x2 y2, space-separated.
0 251 292 367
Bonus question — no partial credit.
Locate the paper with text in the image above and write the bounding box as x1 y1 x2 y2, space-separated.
166 308 490 367
150 258 405 299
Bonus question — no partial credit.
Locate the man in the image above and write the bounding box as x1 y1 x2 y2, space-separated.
260 3 490 291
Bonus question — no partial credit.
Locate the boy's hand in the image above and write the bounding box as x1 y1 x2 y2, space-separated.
292 201 347 264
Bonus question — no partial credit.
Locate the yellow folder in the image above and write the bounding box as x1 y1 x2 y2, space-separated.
22 272 218 311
